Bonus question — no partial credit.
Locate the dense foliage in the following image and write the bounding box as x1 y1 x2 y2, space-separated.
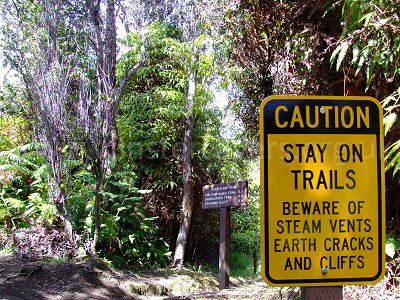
329 2 400 270
0 1 399 290
117 22 242 256
227 0 400 285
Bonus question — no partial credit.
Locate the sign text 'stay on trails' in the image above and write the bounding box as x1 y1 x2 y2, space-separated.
260 96 385 287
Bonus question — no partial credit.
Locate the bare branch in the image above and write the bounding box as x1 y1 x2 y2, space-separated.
113 60 145 113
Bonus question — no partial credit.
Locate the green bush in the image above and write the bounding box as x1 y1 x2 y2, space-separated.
0 143 56 230
70 170 171 268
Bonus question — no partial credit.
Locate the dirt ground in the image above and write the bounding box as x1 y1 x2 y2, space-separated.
0 253 294 300
1 253 399 300
0 254 131 300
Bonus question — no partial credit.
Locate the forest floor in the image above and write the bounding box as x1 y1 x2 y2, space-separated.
0 252 399 300
0 252 294 300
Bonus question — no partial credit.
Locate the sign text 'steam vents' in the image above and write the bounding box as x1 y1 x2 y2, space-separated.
260 96 385 287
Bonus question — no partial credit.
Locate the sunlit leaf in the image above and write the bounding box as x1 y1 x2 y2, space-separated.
336 41 349 71
384 113 397 136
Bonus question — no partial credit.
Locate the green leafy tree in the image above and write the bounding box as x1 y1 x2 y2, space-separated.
227 0 344 141
117 0 234 267
329 1 400 176
117 22 236 265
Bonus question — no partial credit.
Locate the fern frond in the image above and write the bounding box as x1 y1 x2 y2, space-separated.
0 151 37 168
3 197 25 209
384 113 398 136
385 140 400 158
385 142 400 173
393 163 400 176
0 164 33 175
0 143 43 173
15 142 43 153
32 164 50 179
385 139 400 174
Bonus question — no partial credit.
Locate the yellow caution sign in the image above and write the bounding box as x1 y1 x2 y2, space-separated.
260 96 385 286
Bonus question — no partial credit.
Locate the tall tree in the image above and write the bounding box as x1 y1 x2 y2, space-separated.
161 0 228 267
119 0 232 264
117 22 231 260
0 0 89 237
117 0 219 266
76 0 145 252
0 0 144 250
172 48 197 267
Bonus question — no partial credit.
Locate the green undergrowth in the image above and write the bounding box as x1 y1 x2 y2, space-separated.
230 250 260 278
184 249 260 280
123 256 262 297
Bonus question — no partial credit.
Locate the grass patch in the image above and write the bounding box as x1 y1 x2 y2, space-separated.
230 250 260 278
189 261 218 275
187 249 260 279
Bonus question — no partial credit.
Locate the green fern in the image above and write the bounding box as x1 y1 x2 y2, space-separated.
382 91 400 175
0 143 54 229
0 142 42 170
0 164 33 175
385 141 400 172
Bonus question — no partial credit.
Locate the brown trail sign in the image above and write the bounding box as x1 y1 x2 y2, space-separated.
203 181 248 290
203 181 248 209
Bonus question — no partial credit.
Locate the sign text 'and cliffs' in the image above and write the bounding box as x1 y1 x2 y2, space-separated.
260 96 385 287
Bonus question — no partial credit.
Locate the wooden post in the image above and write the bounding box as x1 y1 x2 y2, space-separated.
301 286 343 300
219 207 231 290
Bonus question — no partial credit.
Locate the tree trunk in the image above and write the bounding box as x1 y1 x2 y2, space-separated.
91 178 102 254
105 0 117 89
110 120 119 168
253 239 258 274
172 62 197 268
87 0 117 252
105 0 118 171
53 185 74 240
